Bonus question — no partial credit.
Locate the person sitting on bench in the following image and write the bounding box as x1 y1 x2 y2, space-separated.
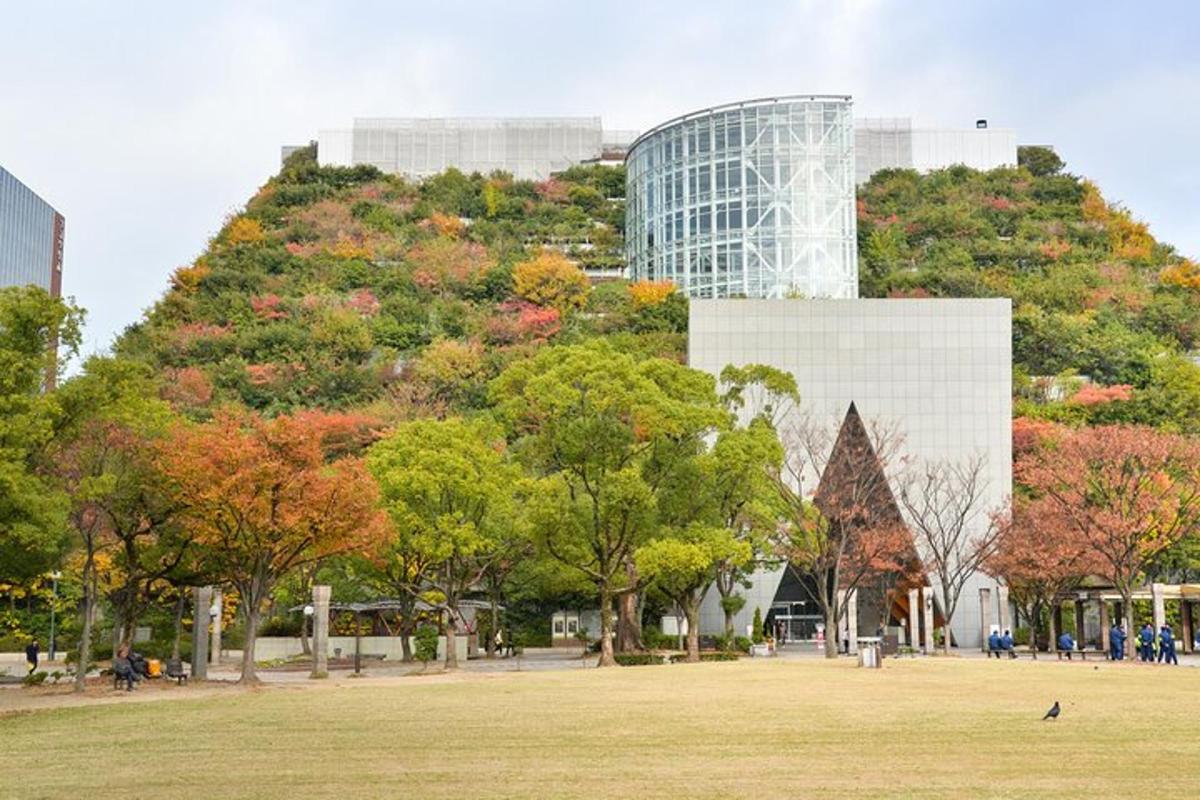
1057 631 1075 660
113 644 139 691
1001 630 1017 659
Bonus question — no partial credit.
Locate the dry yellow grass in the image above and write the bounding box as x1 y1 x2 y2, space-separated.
3 657 1198 799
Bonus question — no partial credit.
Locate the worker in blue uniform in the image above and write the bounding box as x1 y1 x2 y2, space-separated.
1057 631 1075 660
1158 625 1178 665
1109 622 1126 661
1000 630 1016 659
1138 623 1155 662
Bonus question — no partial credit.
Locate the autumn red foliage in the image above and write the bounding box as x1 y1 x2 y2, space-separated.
987 497 1095 655
1016 424 1200 634
1067 383 1133 406
159 410 388 682
250 294 288 320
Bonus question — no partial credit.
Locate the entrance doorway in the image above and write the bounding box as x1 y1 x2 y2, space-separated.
770 602 821 643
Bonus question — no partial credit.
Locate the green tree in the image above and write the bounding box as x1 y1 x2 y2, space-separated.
638 526 751 662
1018 145 1065 177
707 421 786 639
490 341 727 666
52 358 190 657
367 418 523 669
0 287 82 589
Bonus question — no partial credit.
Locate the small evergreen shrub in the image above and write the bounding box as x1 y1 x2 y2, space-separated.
414 625 439 664
22 671 48 687
614 653 662 666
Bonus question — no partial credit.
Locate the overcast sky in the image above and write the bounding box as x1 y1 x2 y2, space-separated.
3 1 1198 357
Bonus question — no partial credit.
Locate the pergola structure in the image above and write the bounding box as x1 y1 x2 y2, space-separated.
289 597 501 674
1046 581 1200 655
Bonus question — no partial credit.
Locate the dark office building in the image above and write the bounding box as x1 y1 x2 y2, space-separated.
0 165 64 297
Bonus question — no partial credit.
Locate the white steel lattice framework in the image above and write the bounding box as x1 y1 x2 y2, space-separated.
626 96 858 299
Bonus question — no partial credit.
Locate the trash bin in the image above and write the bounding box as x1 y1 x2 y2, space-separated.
858 642 882 669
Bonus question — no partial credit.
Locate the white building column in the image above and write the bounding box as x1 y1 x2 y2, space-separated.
997 585 1011 634
191 586 211 680
209 588 222 666
311 585 331 679
979 587 993 652
1152 582 1166 636
907 588 920 648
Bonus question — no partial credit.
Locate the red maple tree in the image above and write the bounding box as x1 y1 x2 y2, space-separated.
159 410 387 682
1016 425 1200 636
986 497 1096 657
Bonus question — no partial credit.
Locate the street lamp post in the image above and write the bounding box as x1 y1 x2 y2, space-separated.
49 571 61 662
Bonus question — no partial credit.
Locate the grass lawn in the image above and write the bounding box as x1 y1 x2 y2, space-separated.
3 657 1198 799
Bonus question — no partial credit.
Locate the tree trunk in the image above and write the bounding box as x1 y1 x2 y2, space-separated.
240 606 261 683
597 585 616 667
486 596 499 659
400 613 413 663
299 612 311 655
239 578 268 684
685 600 700 663
824 604 838 659
615 557 643 653
1049 604 1059 657
722 605 735 641
1122 588 1134 660
74 551 95 693
616 594 642 652
444 609 458 670
940 583 953 655
122 598 139 651
1028 601 1040 660
171 594 185 662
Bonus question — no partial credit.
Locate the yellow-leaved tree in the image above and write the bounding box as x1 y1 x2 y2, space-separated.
513 251 590 313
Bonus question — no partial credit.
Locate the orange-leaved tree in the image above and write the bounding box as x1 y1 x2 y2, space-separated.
1017 424 1200 638
160 410 387 682
986 496 1094 658
627 280 676 309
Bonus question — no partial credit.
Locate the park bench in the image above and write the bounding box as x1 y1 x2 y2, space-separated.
165 658 187 685
1057 648 1107 661
112 658 187 686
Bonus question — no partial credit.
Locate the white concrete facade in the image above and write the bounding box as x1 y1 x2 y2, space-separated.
318 117 605 181
689 298 1012 650
855 118 1017 184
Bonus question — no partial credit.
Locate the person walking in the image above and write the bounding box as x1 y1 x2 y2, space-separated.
25 639 39 675
987 630 1002 659
1109 622 1126 661
1138 623 1155 662
1001 630 1017 659
1158 625 1178 666
1057 631 1075 660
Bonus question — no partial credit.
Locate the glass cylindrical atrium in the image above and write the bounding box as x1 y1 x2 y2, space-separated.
626 96 858 299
